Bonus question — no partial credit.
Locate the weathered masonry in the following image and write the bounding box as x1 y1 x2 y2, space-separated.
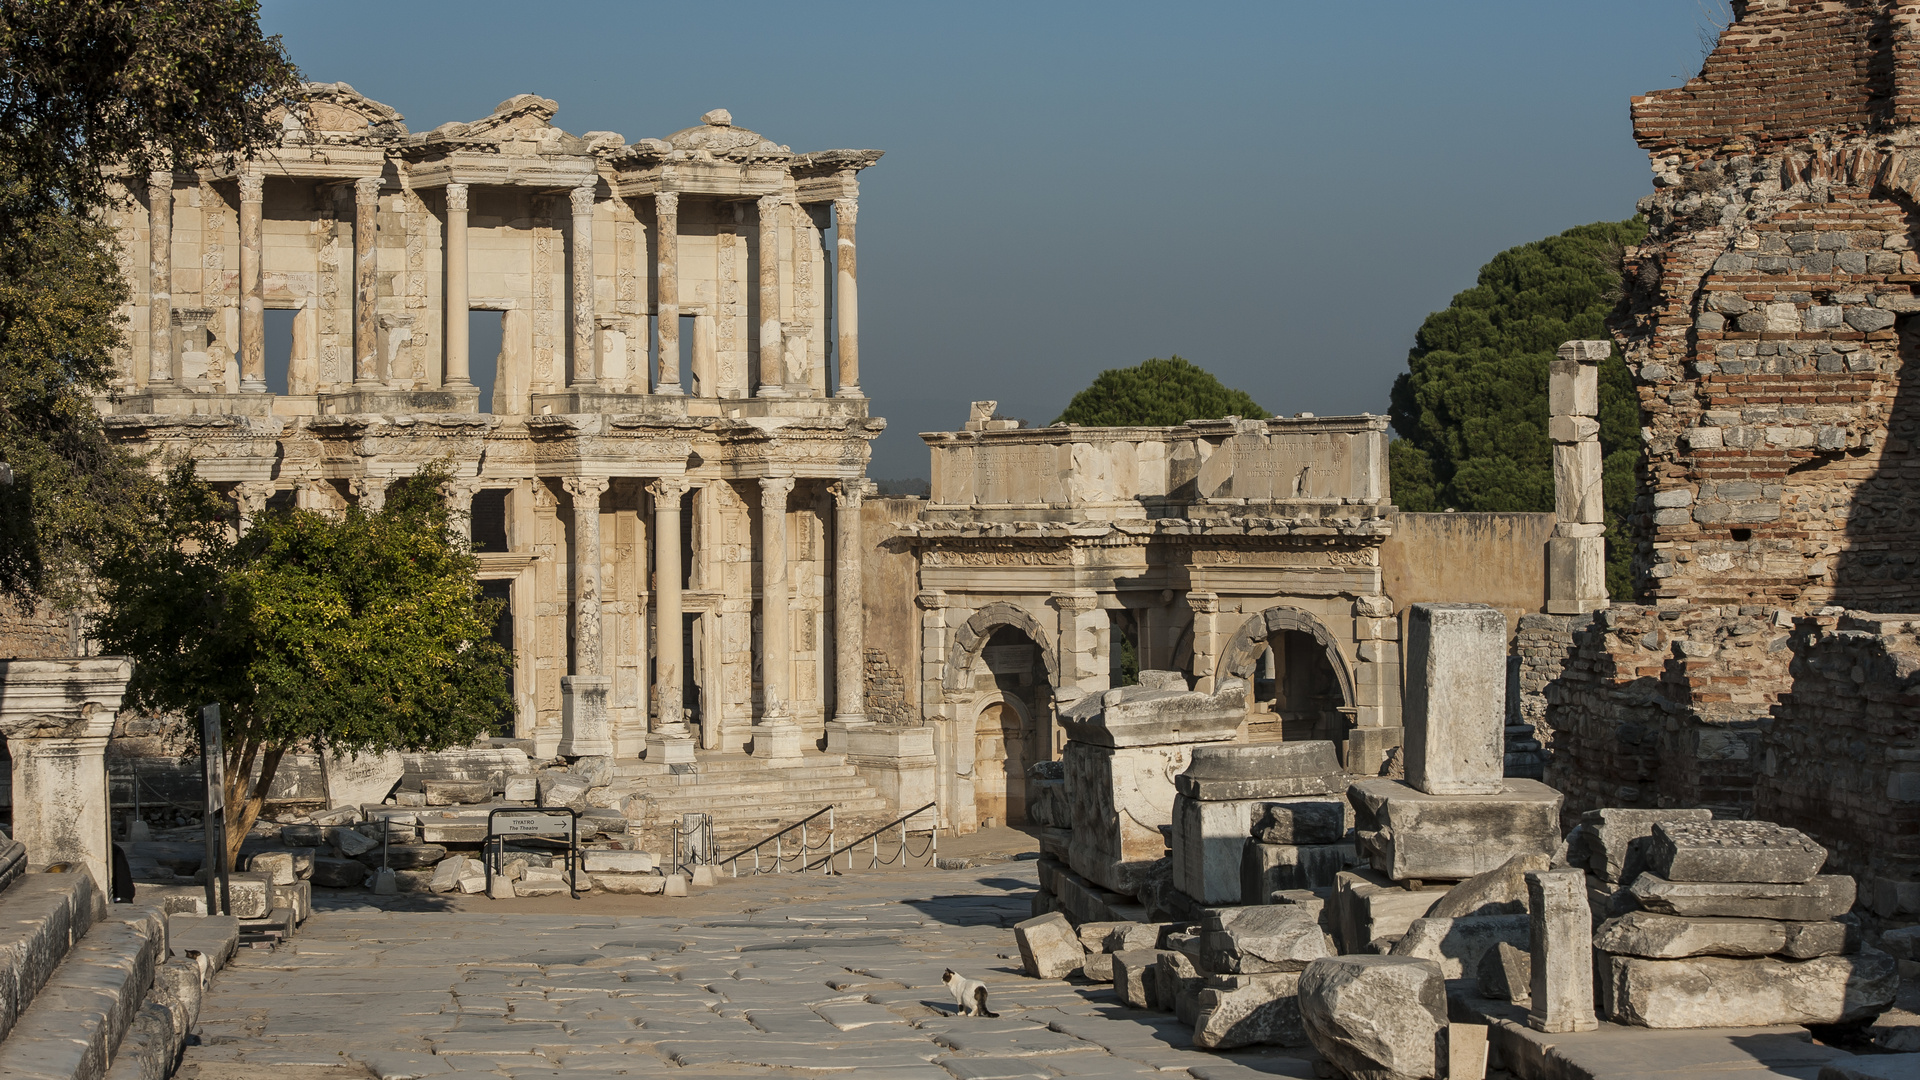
98 84 883 764
897 407 1400 834
1542 0 1920 912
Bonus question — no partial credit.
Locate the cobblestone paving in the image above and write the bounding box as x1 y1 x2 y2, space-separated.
175 859 1320 1080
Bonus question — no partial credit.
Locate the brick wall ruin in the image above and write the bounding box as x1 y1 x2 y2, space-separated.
1540 2 1920 904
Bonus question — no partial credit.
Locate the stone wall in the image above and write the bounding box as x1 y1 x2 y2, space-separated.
0 598 79 660
862 496 925 719
1755 611 1920 912
1380 511 1553 635
1513 612 1584 757
862 648 915 726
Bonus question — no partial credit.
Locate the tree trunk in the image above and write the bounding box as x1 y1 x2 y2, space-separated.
224 742 285 868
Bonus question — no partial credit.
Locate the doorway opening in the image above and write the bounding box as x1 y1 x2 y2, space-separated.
1250 630 1344 743
470 490 508 552
481 579 515 736
973 626 1046 826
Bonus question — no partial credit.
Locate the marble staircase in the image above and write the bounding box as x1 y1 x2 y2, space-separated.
608 749 899 856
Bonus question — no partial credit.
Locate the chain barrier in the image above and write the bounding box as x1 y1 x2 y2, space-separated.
807 802 938 874
716 807 837 877
669 812 713 878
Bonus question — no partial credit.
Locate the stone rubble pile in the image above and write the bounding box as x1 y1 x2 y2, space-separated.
1591 819 1894 1029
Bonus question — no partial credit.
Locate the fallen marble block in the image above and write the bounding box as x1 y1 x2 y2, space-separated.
1595 911 1787 959
1251 799 1346 845
590 872 664 895
1084 951 1115 982
538 773 591 811
1387 913 1530 979
1349 777 1562 882
1102 922 1166 953
423 779 494 806
356 842 448 871
247 851 296 886
428 855 465 893
1198 904 1330 974
1155 950 1206 1025
1114 949 1169 1009
223 872 270 918
311 856 369 889
1333 868 1444 955
1241 842 1348 903
1014 912 1085 979
569 755 613 788
280 823 324 848
1298 954 1448 1080
1193 971 1306 1049
1647 819 1828 885
326 825 376 858
1630 873 1856 921
1601 950 1897 1028
583 849 655 874
1784 919 1855 959
502 775 539 802
1477 941 1531 1005
1572 806 1712 885
1426 853 1549 919
1175 741 1342 801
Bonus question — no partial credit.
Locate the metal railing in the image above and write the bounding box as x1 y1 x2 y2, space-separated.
806 802 938 873
715 807 836 877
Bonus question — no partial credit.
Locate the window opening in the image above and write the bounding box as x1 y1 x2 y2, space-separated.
263 309 295 395
470 490 509 552
470 310 504 413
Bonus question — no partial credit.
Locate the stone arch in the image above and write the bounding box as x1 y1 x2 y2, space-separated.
943 601 1059 695
1216 606 1355 708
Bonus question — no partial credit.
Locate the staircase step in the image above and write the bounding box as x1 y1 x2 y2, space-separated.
0 870 105 1042
0 907 163 1080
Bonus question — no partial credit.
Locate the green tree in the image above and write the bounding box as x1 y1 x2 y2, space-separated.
0 1 299 605
1054 355 1266 426
93 465 512 863
1388 218 1647 600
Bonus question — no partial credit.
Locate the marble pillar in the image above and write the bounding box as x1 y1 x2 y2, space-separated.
349 475 388 513
829 479 870 731
1527 868 1599 1033
0 658 135 893
754 476 803 762
654 191 682 395
561 476 612 758
834 195 861 398
647 477 693 763
238 171 266 392
232 482 275 534
756 195 785 397
444 183 471 387
148 170 173 386
353 176 382 385
570 183 598 388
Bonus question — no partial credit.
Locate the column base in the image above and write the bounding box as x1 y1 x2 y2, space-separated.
559 675 613 758
655 382 685 396
645 731 696 765
750 720 804 764
823 717 873 754
755 384 792 398
240 378 268 393
835 386 865 399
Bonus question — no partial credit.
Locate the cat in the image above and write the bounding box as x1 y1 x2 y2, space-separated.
942 968 999 1018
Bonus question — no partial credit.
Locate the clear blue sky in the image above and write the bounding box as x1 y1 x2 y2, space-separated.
261 1 1713 479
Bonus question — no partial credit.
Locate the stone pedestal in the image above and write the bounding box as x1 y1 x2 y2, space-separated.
1062 673 1248 895
1528 868 1599 1033
842 725 935 814
1170 741 1344 906
1404 602 1506 796
645 731 695 765
559 675 613 758
0 658 135 892
1350 777 1562 882
751 719 804 764
824 717 874 754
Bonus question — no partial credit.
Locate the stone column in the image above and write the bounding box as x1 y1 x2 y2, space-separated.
570 183 598 388
654 191 682 395
1051 589 1107 706
0 658 135 893
756 195 785 397
1527 868 1599 1033
443 183 471 387
349 475 388 512
353 176 382 386
238 170 266 392
1404 602 1506 796
754 475 803 761
828 479 870 735
647 478 694 763
834 195 861 398
1547 339 1609 614
148 169 174 386
232 482 275 534
1187 591 1220 693
445 478 476 546
560 476 612 758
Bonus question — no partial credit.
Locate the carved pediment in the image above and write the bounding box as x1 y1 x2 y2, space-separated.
274 82 408 145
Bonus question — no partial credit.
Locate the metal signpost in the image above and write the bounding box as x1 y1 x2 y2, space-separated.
484 808 580 899
200 704 232 917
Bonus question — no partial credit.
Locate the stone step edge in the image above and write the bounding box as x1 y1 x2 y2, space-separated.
0 870 107 1043
0 907 164 1080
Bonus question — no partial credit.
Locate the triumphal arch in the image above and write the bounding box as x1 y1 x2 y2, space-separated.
98 83 882 765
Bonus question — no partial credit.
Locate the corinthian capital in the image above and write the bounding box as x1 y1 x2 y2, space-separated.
445 182 469 212
563 476 610 503
655 190 678 218
237 170 264 203
829 478 873 509
570 183 596 217
759 475 795 502
647 477 690 504
834 197 857 228
354 175 383 205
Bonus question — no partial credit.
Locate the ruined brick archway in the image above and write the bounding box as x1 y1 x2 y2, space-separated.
1216 606 1355 708
942 602 1060 695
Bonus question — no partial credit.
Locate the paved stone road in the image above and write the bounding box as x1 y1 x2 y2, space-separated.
175 857 1320 1080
